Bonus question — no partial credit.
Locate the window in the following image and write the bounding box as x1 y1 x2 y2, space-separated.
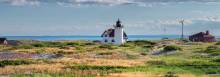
112 39 115 42
105 39 108 42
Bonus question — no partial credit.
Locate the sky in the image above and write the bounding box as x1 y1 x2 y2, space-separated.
0 0 220 36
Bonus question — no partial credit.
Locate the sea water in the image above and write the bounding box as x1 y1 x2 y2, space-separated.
2 35 186 41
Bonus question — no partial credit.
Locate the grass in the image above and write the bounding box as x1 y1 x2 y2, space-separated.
0 40 220 77
163 45 182 51
64 64 220 76
204 45 220 55
11 72 96 77
98 44 118 50
0 60 33 67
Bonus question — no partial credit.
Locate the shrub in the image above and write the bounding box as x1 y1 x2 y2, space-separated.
216 41 220 45
12 45 33 49
142 45 154 49
84 42 96 45
97 52 113 55
119 44 132 47
66 42 80 46
126 54 138 59
140 52 148 55
131 40 157 46
164 45 182 51
66 65 127 71
204 46 220 55
164 72 178 77
59 46 70 49
99 44 117 50
213 58 220 63
147 60 166 65
0 60 32 67
31 43 46 47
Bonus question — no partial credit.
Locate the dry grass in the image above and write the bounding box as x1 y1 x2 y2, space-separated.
103 72 206 77
52 58 147 67
0 63 64 75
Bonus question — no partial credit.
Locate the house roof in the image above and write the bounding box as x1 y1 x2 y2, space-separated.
101 28 128 39
190 31 215 38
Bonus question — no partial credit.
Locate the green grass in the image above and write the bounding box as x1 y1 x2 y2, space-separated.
163 45 182 51
98 44 118 50
128 40 157 46
64 64 220 75
11 45 34 49
204 45 220 55
1 40 220 76
0 60 33 67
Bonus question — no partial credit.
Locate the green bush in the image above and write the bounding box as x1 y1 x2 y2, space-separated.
130 40 157 46
164 72 178 77
84 42 96 45
97 52 113 55
147 60 166 65
213 58 220 63
216 41 220 45
31 43 46 47
66 65 127 71
99 44 117 50
142 45 154 49
12 45 34 49
164 45 182 51
0 60 32 67
119 44 132 47
204 46 220 55
66 42 80 46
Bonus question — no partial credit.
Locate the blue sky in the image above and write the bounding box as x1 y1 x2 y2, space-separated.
1 0 220 36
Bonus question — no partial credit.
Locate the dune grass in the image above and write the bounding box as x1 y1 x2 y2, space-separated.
0 40 220 77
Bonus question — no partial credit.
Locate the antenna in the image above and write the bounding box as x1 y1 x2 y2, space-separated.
163 25 167 35
179 19 184 40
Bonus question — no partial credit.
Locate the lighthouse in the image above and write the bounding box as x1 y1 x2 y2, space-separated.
114 19 125 45
101 19 128 45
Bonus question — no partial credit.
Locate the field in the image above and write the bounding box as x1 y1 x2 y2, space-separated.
0 39 220 77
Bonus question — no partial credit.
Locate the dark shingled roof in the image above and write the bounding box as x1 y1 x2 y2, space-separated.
189 30 216 42
101 28 128 39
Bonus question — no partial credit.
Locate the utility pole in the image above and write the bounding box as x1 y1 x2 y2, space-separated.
179 19 184 40
163 25 167 39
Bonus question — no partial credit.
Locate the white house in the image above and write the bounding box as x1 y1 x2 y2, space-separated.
101 19 128 45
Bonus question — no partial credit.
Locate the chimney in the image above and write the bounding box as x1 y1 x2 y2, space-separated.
206 30 210 35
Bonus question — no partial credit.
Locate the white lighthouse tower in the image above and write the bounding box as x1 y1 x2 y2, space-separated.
114 19 125 45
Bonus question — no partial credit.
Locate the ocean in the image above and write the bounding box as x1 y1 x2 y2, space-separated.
1 35 185 41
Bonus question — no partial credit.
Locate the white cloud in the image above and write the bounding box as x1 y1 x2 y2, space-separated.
2 0 220 7
3 0 40 6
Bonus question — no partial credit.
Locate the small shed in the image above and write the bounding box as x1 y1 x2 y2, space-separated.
189 30 216 42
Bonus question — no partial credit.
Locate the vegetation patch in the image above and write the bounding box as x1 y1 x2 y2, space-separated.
204 45 220 55
0 59 33 67
164 72 178 77
128 40 157 46
216 41 220 45
99 44 117 50
147 60 167 65
11 45 34 49
164 45 182 51
97 52 113 55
